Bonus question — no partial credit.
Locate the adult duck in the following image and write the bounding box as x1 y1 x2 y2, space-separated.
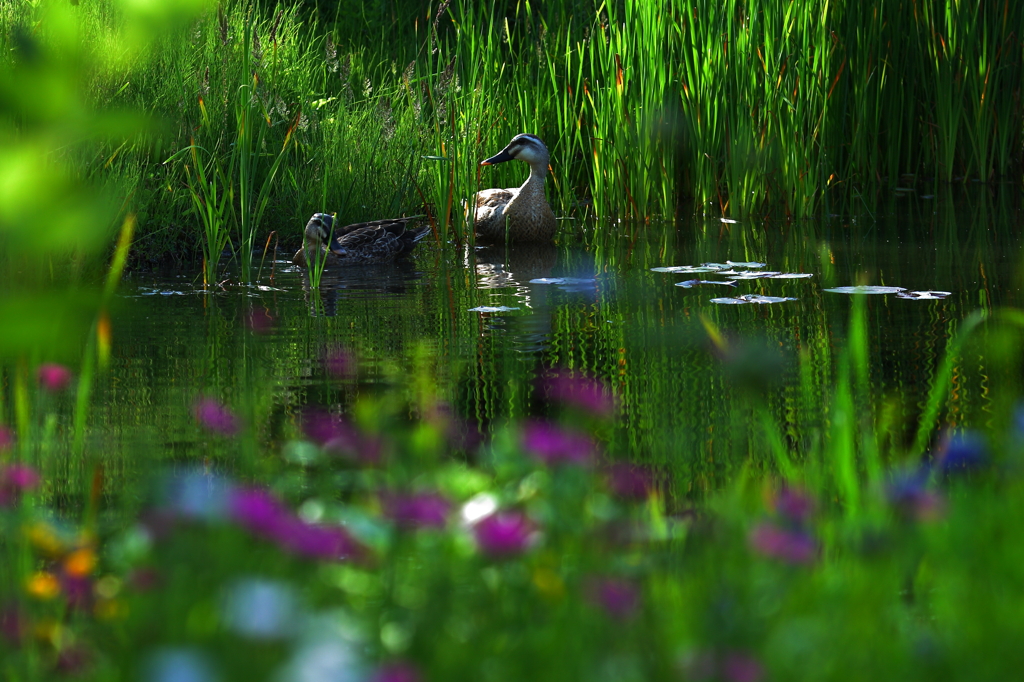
474 134 557 243
292 213 430 267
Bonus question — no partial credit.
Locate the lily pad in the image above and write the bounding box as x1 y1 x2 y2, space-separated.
711 294 797 305
823 286 906 295
650 266 722 274
896 290 952 300
732 271 782 280
468 306 520 312
675 280 738 289
769 273 814 279
529 278 595 286
726 261 766 268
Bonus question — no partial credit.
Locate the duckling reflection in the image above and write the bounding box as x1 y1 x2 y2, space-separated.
298 264 425 317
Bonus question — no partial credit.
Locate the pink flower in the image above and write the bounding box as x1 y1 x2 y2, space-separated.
38 364 72 392
749 522 816 564
772 487 814 525
473 512 535 557
605 463 655 500
0 463 40 506
521 421 595 466
537 369 614 416
587 577 640 620
193 397 238 435
247 309 274 334
722 652 763 682
383 492 450 529
371 661 421 682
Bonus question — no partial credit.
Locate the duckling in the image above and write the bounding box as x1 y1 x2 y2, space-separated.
475 134 557 243
292 213 430 267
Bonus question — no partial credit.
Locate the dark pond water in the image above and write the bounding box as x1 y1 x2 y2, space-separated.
92 192 1023 504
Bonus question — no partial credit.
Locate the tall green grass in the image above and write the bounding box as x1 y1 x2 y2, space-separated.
4 0 1022 259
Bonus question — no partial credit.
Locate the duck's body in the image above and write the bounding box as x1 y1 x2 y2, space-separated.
292 213 430 268
474 134 557 244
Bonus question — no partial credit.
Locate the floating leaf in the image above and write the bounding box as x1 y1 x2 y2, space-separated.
529 278 595 286
732 271 781 280
823 286 906 295
676 280 738 288
468 306 519 312
726 261 766 268
650 266 721 273
769 273 814 279
711 295 797 305
719 218 740 224
896 290 951 300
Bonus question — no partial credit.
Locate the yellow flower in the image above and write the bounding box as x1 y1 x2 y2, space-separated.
64 547 97 577
26 572 61 600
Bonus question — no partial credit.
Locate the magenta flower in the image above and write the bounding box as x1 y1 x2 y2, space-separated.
0 463 40 507
383 492 451 529
228 487 362 561
605 463 655 500
371 661 421 682
275 518 361 561
324 348 357 379
302 410 381 463
229 488 292 538
521 420 595 466
0 426 14 451
38 363 72 392
587 577 640 620
538 369 615 417
193 397 238 435
749 522 816 564
247 309 274 334
722 652 763 682
473 512 535 557
772 487 814 525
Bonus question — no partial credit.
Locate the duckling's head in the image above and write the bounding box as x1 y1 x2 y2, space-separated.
304 213 335 246
481 134 550 172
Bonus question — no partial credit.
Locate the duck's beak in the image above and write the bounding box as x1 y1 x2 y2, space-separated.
480 147 515 165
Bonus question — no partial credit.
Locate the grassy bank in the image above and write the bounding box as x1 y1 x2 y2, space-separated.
3 0 1021 270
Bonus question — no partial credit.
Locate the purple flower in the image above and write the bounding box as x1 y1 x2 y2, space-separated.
229 488 292 537
371 661 421 682
749 522 816 564
587 577 640 620
324 348 357 379
887 468 943 521
0 463 40 507
936 432 987 475
0 426 14 451
473 512 535 557
538 369 615 417
38 363 72 392
383 492 451 529
275 518 361 561
521 420 595 466
605 463 654 500
772 487 814 525
722 652 763 682
193 397 238 435
247 309 274 334
302 410 381 463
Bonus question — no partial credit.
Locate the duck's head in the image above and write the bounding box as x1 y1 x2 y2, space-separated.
481 134 550 170
304 213 335 247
